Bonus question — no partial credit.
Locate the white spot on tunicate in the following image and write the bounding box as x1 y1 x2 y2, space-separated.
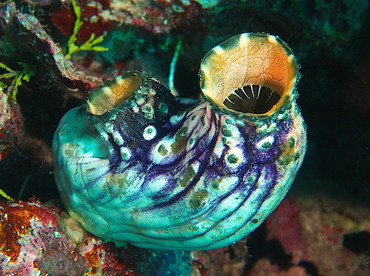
213 136 225 158
133 104 139 113
115 75 123 82
136 98 145 105
288 54 295 63
256 136 274 149
239 33 249 48
109 112 117 120
113 131 124 145
145 175 169 196
103 121 114 133
120 147 131 161
223 124 240 137
152 140 172 164
257 124 267 132
192 162 200 174
213 45 224 55
100 132 109 142
102 86 112 95
180 0 191 5
143 125 157 141
225 148 244 168
221 122 244 148
267 122 277 133
143 104 154 119
224 116 236 125
268 34 278 45
149 88 156 96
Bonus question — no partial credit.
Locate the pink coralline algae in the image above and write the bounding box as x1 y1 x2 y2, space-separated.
121 1 204 34
264 195 309 264
259 194 370 275
51 0 206 36
0 89 22 161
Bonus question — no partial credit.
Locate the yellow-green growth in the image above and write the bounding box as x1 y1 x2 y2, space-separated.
0 188 14 201
0 61 35 102
65 0 108 60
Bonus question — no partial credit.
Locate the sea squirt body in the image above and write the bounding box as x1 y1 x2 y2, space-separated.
52 33 307 250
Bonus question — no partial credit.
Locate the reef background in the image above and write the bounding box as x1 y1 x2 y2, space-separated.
0 0 369 275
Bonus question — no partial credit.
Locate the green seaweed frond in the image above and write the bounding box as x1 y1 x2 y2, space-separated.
65 0 108 60
0 61 35 102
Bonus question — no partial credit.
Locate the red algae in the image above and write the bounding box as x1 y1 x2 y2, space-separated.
0 200 137 275
0 199 194 275
51 0 113 43
0 200 87 275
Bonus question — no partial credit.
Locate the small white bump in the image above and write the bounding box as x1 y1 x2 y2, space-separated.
213 136 225 158
100 132 109 142
149 88 156 96
102 86 112 95
113 131 124 145
103 121 114 133
267 123 277 133
133 104 139 113
115 75 123 83
268 34 278 45
136 98 145 105
239 33 249 48
213 45 224 55
201 66 209 76
143 104 154 119
120 147 131 161
109 112 117 120
143 125 157 140
287 54 295 63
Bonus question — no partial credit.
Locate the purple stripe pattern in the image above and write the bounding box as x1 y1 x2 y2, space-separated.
53 33 307 250
53 77 306 250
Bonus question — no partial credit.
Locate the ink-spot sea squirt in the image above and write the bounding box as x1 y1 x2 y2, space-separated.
52 33 307 250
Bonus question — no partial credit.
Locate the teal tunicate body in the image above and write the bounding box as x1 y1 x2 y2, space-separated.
52 33 307 250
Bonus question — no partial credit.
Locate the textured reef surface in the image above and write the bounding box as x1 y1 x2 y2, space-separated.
1 0 369 275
